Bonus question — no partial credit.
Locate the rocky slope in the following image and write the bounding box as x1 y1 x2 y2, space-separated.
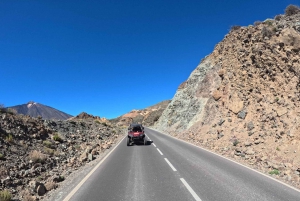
0 110 123 200
155 5 300 189
110 100 171 127
9 101 72 120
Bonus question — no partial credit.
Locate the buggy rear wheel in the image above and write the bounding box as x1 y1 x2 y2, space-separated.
127 137 130 146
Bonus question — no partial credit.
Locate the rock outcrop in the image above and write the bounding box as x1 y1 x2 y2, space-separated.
155 6 300 189
111 100 171 127
0 110 122 200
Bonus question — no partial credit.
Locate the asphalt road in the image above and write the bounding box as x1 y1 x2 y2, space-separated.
64 128 300 201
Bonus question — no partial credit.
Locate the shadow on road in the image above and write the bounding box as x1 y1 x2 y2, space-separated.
127 140 153 146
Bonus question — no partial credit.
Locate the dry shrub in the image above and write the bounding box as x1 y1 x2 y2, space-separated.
254 21 262 26
274 14 283 21
0 166 8 179
45 181 57 191
0 190 12 201
261 27 274 38
43 140 53 148
53 133 63 142
28 150 46 163
285 4 300 16
231 25 241 31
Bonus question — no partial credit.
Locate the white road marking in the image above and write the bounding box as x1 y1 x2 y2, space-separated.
145 134 151 141
148 127 300 193
180 178 202 201
63 135 127 201
164 158 177 171
153 143 157 147
157 148 163 155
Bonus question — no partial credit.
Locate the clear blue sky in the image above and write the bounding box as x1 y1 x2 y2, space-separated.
1 0 298 119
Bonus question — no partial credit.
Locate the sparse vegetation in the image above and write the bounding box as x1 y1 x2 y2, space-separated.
102 122 108 126
254 21 262 26
0 166 8 179
261 27 274 38
0 153 4 160
28 150 46 163
276 147 280 151
0 104 5 113
6 108 17 115
5 134 13 143
233 139 239 146
53 133 62 142
231 25 241 31
43 147 55 156
285 4 300 16
0 104 17 115
269 169 280 175
264 19 273 26
274 14 283 21
0 190 12 201
43 140 53 148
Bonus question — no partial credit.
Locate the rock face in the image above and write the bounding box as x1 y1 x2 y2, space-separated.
155 9 300 188
111 100 171 127
9 101 72 120
0 110 122 200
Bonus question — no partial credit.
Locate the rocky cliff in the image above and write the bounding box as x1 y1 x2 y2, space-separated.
155 5 300 189
0 110 122 200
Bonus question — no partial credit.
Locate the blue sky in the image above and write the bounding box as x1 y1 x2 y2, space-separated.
1 0 299 119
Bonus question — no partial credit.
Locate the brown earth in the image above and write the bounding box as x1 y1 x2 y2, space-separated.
155 6 300 189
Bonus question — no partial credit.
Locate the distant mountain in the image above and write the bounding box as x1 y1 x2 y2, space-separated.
9 101 72 120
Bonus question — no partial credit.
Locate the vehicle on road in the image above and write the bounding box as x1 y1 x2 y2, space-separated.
127 123 146 146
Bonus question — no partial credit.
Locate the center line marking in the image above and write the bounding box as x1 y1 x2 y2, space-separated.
153 143 157 147
180 178 202 201
164 158 177 171
157 148 163 155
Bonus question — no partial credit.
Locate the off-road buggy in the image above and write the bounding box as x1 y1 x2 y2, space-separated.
127 123 146 146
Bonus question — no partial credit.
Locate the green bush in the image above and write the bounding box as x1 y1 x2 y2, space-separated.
285 4 300 16
0 153 4 160
0 190 12 201
43 140 53 148
5 134 13 143
269 169 280 175
53 133 62 142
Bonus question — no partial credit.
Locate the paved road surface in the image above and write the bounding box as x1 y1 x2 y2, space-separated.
64 127 300 201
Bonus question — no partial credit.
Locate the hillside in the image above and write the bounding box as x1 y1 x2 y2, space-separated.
0 110 122 200
155 5 300 189
9 101 72 120
110 100 171 127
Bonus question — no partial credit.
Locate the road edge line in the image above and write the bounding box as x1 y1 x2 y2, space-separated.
63 135 127 201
